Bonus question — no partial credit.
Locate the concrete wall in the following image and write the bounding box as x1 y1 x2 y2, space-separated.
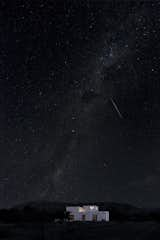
97 211 109 221
68 211 109 221
73 212 83 221
85 212 94 221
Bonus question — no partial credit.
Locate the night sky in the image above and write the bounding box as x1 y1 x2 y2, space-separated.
1 0 160 208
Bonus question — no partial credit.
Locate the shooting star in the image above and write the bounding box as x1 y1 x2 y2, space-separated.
110 98 123 119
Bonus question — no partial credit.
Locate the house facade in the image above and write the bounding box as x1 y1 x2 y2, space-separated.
66 205 109 222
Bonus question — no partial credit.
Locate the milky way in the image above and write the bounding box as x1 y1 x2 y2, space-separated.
1 1 160 208
49 9 136 200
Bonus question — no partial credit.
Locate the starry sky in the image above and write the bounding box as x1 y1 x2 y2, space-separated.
1 0 160 208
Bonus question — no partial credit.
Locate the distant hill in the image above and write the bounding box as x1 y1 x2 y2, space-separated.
13 201 67 213
0 201 160 223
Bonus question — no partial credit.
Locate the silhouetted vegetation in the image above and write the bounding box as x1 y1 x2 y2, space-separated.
0 204 66 223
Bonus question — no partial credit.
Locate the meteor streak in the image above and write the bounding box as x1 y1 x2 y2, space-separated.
110 98 123 119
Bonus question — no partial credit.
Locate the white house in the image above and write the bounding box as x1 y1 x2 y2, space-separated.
66 205 109 222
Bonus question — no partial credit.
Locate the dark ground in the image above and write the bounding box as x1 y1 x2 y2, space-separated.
1 222 160 240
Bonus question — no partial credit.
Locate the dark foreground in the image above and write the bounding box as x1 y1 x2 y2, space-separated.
0 222 160 240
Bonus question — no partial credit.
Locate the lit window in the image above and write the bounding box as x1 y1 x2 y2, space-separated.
69 214 74 221
92 214 97 221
